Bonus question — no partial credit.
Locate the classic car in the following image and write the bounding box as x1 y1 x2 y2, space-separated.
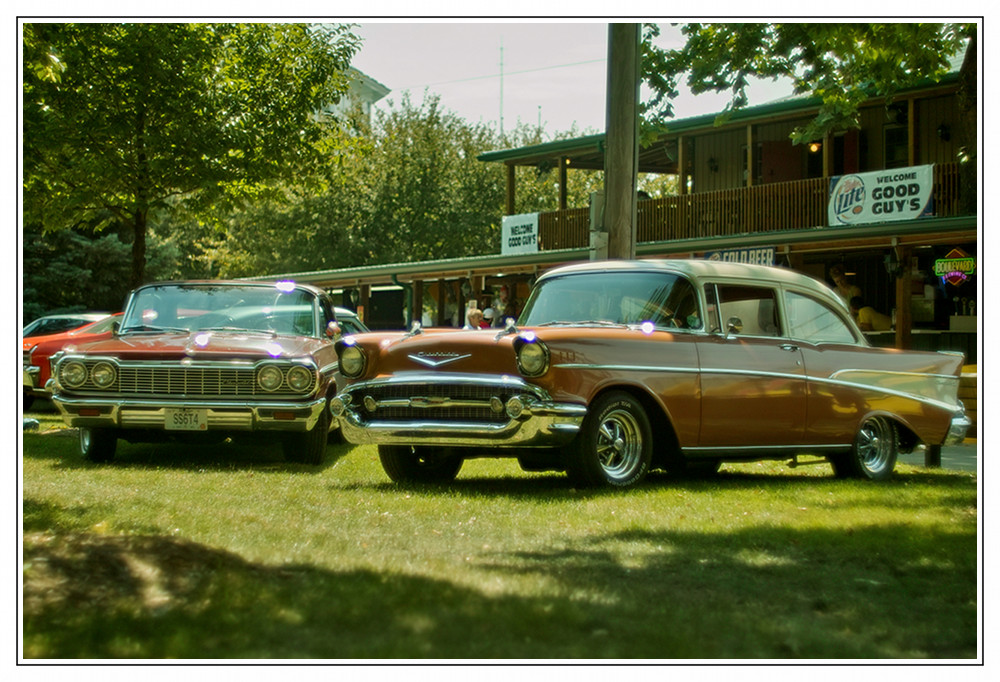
50 280 367 464
330 260 970 488
23 313 123 410
24 312 110 338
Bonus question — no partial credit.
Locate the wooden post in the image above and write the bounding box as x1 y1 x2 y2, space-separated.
436 279 447 326
604 23 640 260
412 280 424 327
359 284 371 324
559 157 568 210
894 246 913 350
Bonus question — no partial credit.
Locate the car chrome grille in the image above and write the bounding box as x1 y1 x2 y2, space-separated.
64 362 305 398
118 366 259 396
348 382 523 424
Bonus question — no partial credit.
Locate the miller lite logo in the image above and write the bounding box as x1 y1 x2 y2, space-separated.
830 175 866 224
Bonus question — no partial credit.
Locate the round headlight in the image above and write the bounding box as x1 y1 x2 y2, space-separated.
61 361 88 388
258 365 284 391
339 344 366 378
286 365 314 392
91 362 117 388
516 339 549 377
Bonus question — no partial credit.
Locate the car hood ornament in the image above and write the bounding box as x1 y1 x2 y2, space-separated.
408 352 471 368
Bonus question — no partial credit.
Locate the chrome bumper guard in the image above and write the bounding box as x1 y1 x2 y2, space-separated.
50 394 327 432
330 373 587 447
945 411 972 445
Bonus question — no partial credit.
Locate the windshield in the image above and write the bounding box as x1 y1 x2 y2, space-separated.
120 283 318 336
519 271 702 330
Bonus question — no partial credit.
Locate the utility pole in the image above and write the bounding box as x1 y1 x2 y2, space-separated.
604 23 641 260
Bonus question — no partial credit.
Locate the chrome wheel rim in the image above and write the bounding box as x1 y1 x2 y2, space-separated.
857 417 894 474
596 408 644 480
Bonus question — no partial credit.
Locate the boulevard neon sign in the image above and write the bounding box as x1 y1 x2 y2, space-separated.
934 248 975 285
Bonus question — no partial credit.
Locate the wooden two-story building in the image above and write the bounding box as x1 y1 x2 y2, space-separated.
264 54 978 363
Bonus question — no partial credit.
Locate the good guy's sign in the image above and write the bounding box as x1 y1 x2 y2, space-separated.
501 213 540 255
828 165 934 226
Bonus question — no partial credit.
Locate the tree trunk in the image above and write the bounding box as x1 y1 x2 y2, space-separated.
957 29 977 216
129 213 147 289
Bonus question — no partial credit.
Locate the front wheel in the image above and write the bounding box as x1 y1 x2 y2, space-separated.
831 416 898 480
80 427 117 463
378 445 463 484
283 409 329 465
565 391 652 488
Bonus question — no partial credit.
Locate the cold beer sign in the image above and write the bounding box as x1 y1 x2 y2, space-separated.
501 212 540 255
828 165 934 226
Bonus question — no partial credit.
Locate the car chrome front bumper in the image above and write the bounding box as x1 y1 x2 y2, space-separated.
330 373 587 447
50 394 327 432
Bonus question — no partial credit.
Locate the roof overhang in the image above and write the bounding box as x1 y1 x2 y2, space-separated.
247 215 976 290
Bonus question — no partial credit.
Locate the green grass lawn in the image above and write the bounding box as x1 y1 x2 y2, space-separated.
21 407 979 660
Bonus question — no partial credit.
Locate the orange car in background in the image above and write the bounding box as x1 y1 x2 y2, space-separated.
23 314 121 410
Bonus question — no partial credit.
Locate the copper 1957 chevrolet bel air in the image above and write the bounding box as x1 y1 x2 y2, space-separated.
331 260 970 488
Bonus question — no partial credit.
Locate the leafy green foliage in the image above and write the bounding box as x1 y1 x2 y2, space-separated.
642 22 974 143
21 223 182 321
22 23 360 286
194 97 603 278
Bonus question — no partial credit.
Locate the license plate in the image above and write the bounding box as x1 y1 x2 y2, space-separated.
165 408 208 431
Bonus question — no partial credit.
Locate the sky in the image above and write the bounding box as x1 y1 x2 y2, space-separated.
350 21 795 139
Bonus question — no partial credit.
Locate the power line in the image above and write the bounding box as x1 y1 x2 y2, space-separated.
396 58 605 90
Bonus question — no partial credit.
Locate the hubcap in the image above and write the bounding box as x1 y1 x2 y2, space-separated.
857 418 893 474
596 409 643 480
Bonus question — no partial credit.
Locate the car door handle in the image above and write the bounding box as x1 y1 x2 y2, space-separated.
779 343 800 352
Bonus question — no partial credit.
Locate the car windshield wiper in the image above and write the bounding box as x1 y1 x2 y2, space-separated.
535 320 625 327
197 326 278 336
119 324 191 334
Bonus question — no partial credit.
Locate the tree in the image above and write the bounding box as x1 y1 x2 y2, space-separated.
22 22 360 288
642 23 975 144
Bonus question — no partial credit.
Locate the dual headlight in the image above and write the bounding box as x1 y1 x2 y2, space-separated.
257 364 316 393
59 360 117 389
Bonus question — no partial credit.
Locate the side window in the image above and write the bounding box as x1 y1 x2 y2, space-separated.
716 285 781 337
786 292 858 344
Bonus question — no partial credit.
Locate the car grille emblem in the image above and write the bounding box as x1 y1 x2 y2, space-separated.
408 352 471 368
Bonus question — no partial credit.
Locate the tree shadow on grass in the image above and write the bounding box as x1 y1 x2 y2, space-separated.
23 499 977 660
21 430 353 474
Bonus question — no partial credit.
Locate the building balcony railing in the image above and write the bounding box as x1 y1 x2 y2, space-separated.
538 162 964 251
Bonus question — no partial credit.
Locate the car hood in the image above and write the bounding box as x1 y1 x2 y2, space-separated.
350 328 523 376
62 330 325 361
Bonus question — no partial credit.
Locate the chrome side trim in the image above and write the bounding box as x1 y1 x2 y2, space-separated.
554 363 962 412
684 444 850 456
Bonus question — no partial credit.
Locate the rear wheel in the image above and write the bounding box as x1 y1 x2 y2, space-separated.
566 391 652 488
378 445 463 483
80 427 117 463
283 409 329 465
831 416 898 480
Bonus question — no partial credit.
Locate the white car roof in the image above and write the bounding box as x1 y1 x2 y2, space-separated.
539 259 842 307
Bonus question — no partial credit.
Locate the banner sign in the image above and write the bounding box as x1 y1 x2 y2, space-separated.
501 213 540 255
705 246 775 266
828 165 934 226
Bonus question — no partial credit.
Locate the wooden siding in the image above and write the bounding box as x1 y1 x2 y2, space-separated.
536 162 963 251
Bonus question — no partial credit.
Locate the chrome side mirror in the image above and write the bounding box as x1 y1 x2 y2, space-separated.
726 316 743 336
326 320 341 339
